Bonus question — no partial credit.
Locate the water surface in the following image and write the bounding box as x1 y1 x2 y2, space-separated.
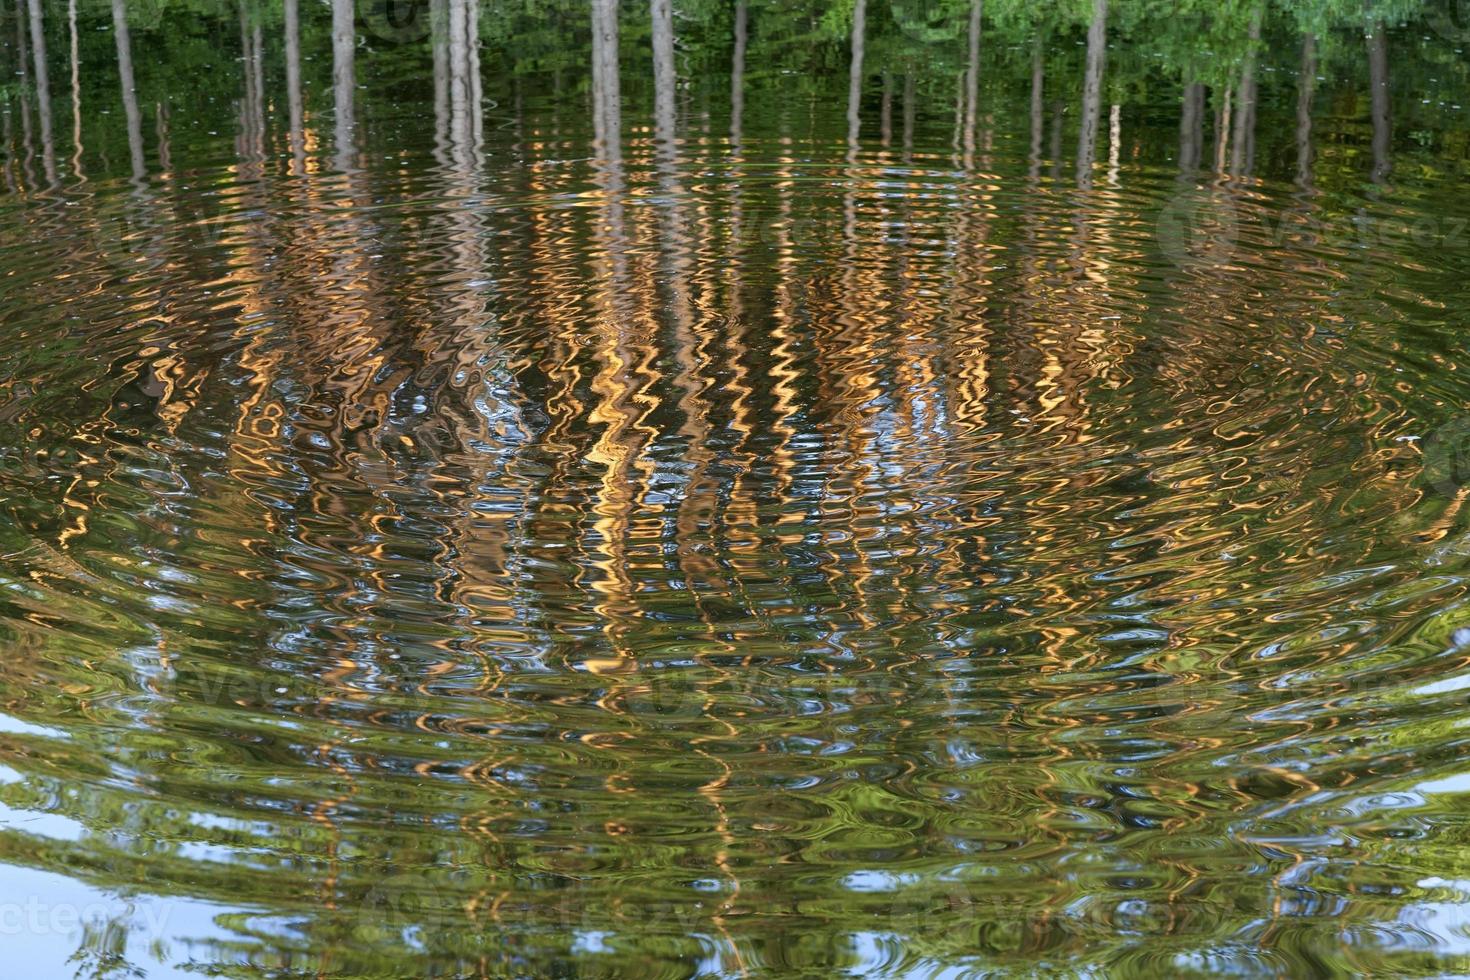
4 1 1470 976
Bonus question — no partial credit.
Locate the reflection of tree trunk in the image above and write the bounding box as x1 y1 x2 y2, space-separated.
1075 0 1106 189
1214 84 1231 174
901 71 915 164
113 0 144 182
467 0 481 146
236 2 265 170
951 69 962 155
1029 39 1044 178
847 0 866 152
1296 33 1316 190
1179 81 1204 172
962 0 981 165
446 0 464 149
1 106 13 192
448 0 471 157
1107 102 1120 186
332 0 355 168
1049 100 1062 180
155 100 169 172
67 0 80 179
250 22 264 153
25 0 55 185
284 0 305 173
650 0 675 146
730 0 746 149
590 0 620 154
1367 22 1391 184
880 73 892 147
589 0 626 283
587 0 644 650
12 0 35 189
1229 6 1262 178
430 0 448 160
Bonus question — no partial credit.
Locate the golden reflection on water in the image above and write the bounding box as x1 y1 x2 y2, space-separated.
2 10 1470 977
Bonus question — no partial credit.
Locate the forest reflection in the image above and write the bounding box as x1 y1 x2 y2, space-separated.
0 0 1469 977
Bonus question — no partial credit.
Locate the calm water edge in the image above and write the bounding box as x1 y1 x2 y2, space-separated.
4 0 1470 975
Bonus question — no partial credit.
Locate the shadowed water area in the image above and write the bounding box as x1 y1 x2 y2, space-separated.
5 0 1470 975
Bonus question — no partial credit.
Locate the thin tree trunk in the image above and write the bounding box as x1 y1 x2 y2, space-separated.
1367 22 1391 183
155 99 169 172
590 0 620 154
1214 84 1231 174
113 0 144 181
1179 81 1204 172
67 0 80 178
1296 33 1316 190
332 0 355 167
1107 102 1120 185
847 0 866 152
1075 0 1106 189
284 0 305 172
448 0 469 153
467 0 481 147
12 0 35 190
730 0 746 149
1029 39 1044 178
901 70 915 164
962 0 981 163
1229 5 1262 177
445 0 481 164
26 0 55 184
650 0 675 146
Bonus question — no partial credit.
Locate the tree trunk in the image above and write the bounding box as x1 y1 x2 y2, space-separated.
730 0 747 148
1229 5 1262 177
1367 22 1391 183
847 0 866 152
332 0 355 166
1179 81 1204 172
68 0 80 177
962 0 981 162
26 0 54 184
113 0 143 181
1075 0 1106 188
285 0 305 171
1296 33 1316 189
650 0 675 146
1029 39 1044 177
590 0 621 154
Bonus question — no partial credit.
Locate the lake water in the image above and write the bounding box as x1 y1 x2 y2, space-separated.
4 1 1470 975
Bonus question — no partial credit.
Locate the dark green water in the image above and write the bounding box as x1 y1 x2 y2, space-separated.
5 0 1470 975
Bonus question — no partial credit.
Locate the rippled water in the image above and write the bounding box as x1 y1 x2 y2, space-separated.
7 4 1470 976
